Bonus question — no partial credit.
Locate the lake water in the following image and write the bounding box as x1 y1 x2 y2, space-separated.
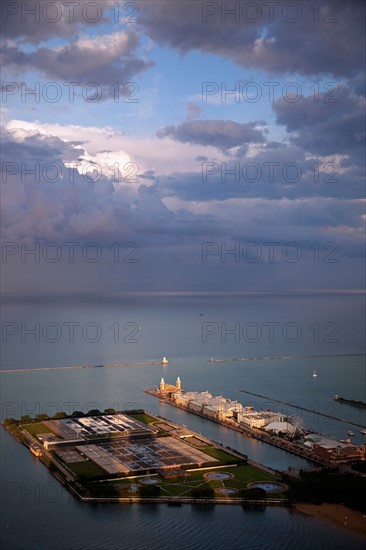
1 294 365 549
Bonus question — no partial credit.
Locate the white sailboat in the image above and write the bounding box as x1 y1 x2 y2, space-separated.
312 370 317 378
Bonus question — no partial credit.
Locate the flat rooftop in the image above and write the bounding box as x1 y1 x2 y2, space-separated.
44 413 154 440
76 436 217 475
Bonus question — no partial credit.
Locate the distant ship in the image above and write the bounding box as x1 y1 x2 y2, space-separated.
360 428 366 435
162 356 169 365
313 370 317 378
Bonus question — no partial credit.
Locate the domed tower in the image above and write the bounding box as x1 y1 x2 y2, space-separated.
159 377 165 391
176 376 181 390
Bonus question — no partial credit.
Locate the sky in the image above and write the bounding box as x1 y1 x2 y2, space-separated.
1 0 365 296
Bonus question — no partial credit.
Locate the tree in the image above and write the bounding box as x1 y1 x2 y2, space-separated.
191 486 214 499
35 414 49 421
3 418 17 426
240 488 266 500
86 409 101 416
139 484 161 497
71 411 85 418
104 408 116 415
52 412 67 419
352 461 366 473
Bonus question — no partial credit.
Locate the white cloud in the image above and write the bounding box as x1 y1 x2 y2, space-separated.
5 119 227 175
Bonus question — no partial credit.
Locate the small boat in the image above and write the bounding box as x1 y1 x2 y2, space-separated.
312 370 317 378
161 356 169 365
348 431 354 436
360 428 366 435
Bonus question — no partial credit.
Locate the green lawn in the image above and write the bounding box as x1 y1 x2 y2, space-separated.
160 480 206 496
67 461 107 479
92 464 280 498
183 469 211 482
220 465 276 488
159 464 278 496
21 423 54 437
87 482 123 497
128 412 157 425
202 446 238 463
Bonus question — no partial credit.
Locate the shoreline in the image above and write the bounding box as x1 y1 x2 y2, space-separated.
295 503 366 536
4 424 366 527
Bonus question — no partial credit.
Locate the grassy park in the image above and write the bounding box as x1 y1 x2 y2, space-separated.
4 409 291 503
21 423 55 437
128 412 158 424
87 463 282 499
201 446 239 463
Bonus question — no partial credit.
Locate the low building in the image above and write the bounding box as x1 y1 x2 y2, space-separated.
238 411 283 428
189 401 204 413
202 405 218 419
304 434 365 464
312 442 363 463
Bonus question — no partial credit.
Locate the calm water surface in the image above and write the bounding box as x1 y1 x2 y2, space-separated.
1 296 365 549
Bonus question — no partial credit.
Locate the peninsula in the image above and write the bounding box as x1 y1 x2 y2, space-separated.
146 377 365 467
3 408 286 504
3 394 366 532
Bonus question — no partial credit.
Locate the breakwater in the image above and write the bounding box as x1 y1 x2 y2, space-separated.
0 361 161 373
334 396 366 409
239 389 365 429
209 353 365 363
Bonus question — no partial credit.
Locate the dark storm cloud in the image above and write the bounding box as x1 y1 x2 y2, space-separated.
157 120 266 152
140 0 365 79
154 134 364 203
2 126 359 245
0 128 216 243
1 0 110 43
1 127 84 163
274 85 366 157
1 31 154 85
155 164 363 204
1 127 364 294
1 128 129 241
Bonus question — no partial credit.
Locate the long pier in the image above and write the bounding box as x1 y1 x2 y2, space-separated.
145 389 327 465
334 396 366 409
0 361 161 373
209 353 365 363
239 389 365 429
